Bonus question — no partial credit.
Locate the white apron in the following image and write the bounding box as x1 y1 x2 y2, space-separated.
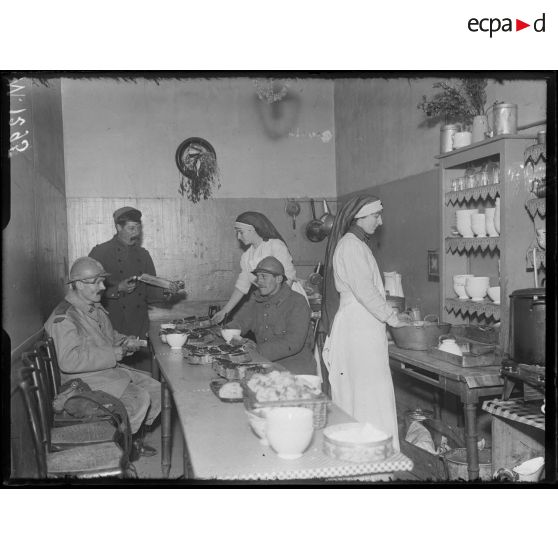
322 233 399 451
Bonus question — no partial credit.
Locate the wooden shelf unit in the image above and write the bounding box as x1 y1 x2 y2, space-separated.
437 136 535 354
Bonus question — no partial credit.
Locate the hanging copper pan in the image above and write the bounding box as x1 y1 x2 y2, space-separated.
306 199 327 242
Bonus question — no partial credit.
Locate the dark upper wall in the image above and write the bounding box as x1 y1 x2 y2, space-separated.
4 78 68 356
338 170 440 316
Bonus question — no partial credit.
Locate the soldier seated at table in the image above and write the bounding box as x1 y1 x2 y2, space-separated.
44 256 161 460
226 256 316 375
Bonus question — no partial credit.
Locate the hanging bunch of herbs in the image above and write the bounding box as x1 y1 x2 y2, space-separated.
176 138 221 203
417 78 488 126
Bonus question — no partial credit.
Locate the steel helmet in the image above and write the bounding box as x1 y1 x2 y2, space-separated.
67 257 111 284
253 256 285 277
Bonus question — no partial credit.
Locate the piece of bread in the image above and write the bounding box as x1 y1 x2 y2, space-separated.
218 381 243 399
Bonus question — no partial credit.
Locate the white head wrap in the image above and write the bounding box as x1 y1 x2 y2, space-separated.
354 200 383 219
234 222 256 232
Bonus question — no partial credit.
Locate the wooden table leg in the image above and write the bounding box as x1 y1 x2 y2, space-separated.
433 390 442 420
463 401 480 480
161 376 172 478
150 340 160 381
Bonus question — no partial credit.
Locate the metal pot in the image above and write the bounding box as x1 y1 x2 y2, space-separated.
319 200 335 237
306 199 327 242
509 288 545 365
386 295 405 315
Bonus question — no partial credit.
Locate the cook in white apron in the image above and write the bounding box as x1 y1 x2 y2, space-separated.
321 198 407 452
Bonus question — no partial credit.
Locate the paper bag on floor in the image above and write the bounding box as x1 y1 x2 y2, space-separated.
405 420 436 454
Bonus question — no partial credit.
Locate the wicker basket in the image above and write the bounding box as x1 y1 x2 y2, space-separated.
243 386 329 429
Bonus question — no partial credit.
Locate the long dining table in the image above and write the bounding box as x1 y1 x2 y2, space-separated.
149 321 413 482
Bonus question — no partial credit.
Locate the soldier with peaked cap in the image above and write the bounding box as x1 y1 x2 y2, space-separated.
226 256 316 375
44 256 161 459
88 206 161 341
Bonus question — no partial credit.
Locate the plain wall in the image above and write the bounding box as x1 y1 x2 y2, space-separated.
61 77 337 299
4 78 68 353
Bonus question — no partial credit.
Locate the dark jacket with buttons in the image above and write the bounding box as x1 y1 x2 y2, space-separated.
228 284 316 375
89 235 158 338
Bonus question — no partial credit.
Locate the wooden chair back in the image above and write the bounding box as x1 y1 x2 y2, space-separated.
18 371 48 478
36 337 61 396
21 350 53 450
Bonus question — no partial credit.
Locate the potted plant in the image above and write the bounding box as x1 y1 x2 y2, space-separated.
418 78 489 144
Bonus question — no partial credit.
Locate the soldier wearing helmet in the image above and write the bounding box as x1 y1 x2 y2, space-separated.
226 257 316 375
44 256 161 459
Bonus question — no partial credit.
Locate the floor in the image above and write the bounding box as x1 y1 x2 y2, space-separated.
133 410 185 479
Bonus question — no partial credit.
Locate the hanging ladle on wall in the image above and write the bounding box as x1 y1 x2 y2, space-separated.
285 199 301 229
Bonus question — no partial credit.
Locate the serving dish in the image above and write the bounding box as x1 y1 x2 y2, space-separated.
322 422 394 463
209 378 244 403
212 359 272 380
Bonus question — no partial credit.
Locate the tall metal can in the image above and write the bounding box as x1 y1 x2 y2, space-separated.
440 124 459 153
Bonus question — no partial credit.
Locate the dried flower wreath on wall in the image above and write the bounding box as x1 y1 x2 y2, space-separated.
175 137 221 203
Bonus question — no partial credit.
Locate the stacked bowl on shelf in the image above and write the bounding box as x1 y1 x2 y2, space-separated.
453 275 499 304
455 204 499 238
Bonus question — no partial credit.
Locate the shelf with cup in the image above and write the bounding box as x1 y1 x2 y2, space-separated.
525 197 546 218
445 183 501 205
439 136 536 353
444 298 501 320
446 236 500 254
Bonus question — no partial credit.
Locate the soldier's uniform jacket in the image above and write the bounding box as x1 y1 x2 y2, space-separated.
89 235 159 338
44 289 133 398
228 284 316 375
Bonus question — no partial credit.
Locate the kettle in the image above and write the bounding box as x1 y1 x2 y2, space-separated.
438 335 463 356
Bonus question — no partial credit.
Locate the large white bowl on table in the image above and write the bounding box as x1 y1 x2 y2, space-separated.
221 328 242 344
166 332 188 349
245 407 273 446
265 407 314 459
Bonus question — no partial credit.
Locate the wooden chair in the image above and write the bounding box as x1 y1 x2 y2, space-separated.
21 350 117 450
35 337 61 397
18 370 125 479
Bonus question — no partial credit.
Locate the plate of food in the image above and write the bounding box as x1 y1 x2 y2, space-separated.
209 379 244 403
185 344 251 365
212 359 273 381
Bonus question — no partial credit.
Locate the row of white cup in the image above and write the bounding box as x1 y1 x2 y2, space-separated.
456 201 500 238
453 275 500 303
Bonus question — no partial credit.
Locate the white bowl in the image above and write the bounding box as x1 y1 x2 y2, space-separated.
265 407 314 459
453 284 469 300
453 274 474 286
471 213 487 237
166 332 188 349
465 277 490 301
245 408 272 446
221 328 242 343
487 286 501 304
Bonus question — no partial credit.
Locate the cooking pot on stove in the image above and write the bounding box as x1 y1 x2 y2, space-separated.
509 288 545 365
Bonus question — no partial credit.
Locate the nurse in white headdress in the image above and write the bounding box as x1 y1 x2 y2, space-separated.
321 196 408 451
212 211 307 324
